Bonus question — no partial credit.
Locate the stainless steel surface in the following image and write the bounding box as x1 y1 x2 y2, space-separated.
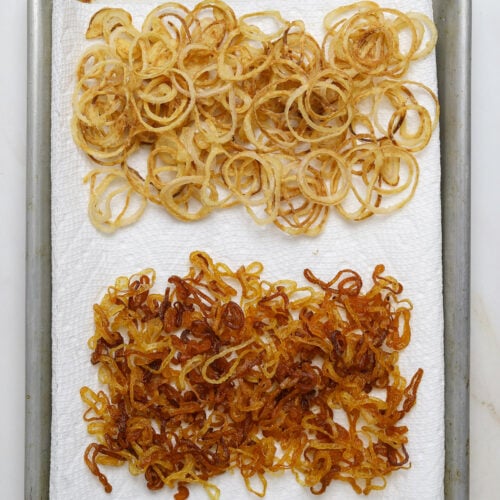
25 1 471 498
25 0 52 498
432 0 471 499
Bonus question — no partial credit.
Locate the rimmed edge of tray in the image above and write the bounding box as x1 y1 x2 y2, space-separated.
26 0 52 498
432 1 472 498
25 1 471 498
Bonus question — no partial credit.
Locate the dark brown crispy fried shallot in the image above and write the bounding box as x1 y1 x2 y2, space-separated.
82 251 423 497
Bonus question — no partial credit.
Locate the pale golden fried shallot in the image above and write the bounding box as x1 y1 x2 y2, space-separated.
82 251 423 498
72 1 438 234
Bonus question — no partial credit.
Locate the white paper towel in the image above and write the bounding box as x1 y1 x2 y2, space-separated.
50 0 444 498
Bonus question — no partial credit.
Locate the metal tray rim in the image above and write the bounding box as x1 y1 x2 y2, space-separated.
26 0 52 498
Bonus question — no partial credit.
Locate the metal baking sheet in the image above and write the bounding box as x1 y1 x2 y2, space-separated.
25 0 471 498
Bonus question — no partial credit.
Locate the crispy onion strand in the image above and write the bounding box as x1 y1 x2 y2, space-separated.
73 1 439 234
82 251 423 497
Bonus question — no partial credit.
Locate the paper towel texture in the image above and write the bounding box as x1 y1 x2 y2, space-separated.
50 1 444 498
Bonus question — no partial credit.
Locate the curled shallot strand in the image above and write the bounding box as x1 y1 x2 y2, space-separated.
73 1 438 234
82 251 423 497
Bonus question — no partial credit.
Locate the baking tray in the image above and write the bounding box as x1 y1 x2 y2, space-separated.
25 0 471 498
